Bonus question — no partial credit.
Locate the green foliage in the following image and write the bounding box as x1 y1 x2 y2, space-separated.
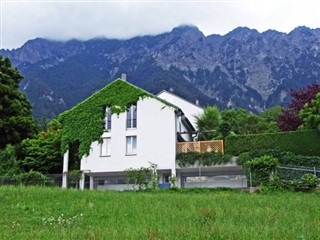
125 167 151 190
196 106 221 140
225 129 320 156
221 108 279 135
67 169 83 188
282 174 318 192
19 120 62 174
149 162 159 190
238 148 320 168
0 144 21 176
0 55 38 148
299 92 320 130
259 105 283 122
176 152 232 167
59 79 177 159
218 122 231 139
244 155 279 186
238 149 320 191
168 174 177 188
12 170 54 186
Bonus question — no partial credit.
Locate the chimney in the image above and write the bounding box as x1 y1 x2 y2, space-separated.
121 73 127 81
195 99 199 106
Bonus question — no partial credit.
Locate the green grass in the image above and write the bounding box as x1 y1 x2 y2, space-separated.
1 186 320 239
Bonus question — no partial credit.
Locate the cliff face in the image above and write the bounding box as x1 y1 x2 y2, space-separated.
1 25 320 120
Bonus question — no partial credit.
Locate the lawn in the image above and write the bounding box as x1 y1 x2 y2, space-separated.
0 186 319 239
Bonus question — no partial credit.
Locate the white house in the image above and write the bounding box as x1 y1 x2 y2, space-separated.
61 79 244 190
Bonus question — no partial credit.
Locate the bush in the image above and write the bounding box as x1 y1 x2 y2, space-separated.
244 155 279 186
225 129 320 156
282 174 318 192
237 149 320 168
13 170 55 186
176 152 232 167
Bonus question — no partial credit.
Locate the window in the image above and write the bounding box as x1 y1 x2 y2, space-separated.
100 138 111 156
127 105 137 129
126 136 137 155
104 107 112 130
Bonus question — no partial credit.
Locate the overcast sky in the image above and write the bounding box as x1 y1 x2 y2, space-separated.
1 0 320 50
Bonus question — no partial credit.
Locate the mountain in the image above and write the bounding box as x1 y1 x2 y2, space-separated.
1 25 320 121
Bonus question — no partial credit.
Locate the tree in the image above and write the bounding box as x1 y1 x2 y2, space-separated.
277 83 320 131
259 105 282 122
0 144 21 176
19 120 62 174
195 106 221 140
221 108 278 135
0 55 38 148
299 92 320 130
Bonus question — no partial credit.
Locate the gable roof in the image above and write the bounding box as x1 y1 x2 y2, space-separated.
157 90 204 110
59 79 180 158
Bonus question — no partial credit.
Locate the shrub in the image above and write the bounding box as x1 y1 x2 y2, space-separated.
125 167 151 190
13 170 55 186
225 129 320 156
282 174 318 192
176 152 232 167
237 149 320 168
244 155 279 186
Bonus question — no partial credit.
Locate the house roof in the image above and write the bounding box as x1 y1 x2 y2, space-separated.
59 79 182 158
157 90 204 110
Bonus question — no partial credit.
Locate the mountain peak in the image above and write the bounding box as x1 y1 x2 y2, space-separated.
171 24 204 39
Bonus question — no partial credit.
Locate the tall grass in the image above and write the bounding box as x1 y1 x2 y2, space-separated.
0 186 319 239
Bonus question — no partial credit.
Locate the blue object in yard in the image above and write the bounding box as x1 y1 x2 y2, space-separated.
159 183 171 189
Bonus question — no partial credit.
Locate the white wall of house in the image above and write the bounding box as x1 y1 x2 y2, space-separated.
80 97 177 173
157 91 203 129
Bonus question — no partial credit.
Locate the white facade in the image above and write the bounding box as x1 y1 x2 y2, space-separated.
157 90 203 128
62 91 201 190
81 97 178 173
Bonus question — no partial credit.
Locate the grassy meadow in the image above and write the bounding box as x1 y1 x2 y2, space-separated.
0 186 320 239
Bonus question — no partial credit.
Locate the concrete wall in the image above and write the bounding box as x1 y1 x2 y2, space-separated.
80 97 177 173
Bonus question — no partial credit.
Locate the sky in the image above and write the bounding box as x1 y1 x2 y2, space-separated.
1 0 320 50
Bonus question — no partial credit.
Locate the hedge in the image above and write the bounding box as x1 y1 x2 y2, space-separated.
225 129 320 156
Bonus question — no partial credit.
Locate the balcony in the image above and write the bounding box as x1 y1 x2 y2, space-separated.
176 140 224 154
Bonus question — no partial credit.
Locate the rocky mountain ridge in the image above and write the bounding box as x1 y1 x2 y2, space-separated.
1 25 320 120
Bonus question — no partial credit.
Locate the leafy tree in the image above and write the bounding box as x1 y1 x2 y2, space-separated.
259 105 282 122
195 106 221 140
0 55 38 148
0 144 21 176
19 120 62 174
221 108 278 135
277 83 320 131
299 92 320 130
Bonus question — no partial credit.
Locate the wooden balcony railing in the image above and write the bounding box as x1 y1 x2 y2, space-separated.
177 140 224 154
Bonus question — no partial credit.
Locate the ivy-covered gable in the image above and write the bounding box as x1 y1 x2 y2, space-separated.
59 79 179 158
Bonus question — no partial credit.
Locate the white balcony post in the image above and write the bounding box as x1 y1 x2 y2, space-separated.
62 150 69 189
89 176 94 190
79 171 85 190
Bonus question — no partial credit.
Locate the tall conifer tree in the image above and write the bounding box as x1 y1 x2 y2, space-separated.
0 55 38 148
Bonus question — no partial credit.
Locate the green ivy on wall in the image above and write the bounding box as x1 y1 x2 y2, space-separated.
59 79 178 159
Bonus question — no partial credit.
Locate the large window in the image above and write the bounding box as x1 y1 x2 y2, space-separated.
126 136 137 155
104 107 112 130
127 105 137 129
101 138 111 156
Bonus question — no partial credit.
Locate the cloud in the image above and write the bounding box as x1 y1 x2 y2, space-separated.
1 0 320 49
